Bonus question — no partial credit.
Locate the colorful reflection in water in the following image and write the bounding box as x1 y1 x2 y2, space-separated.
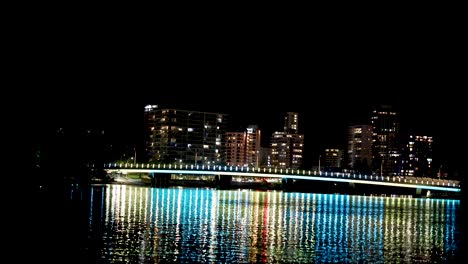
88 185 460 263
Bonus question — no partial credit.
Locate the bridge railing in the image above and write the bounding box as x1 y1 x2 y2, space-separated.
104 163 461 188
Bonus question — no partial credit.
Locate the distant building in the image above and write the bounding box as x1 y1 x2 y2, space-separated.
225 132 245 167
402 135 433 177
347 125 373 170
245 125 261 167
370 105 401 176
144 105 227 165
225 125 261 167
271 112 304 169
324 149 343 169
258 147 272 167
284 112 299 134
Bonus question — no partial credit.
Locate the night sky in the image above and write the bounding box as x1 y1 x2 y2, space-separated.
28 26 463 175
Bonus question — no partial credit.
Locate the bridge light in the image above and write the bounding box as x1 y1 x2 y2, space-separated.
158 164 160 168
308 170 311 175
153 164 155 168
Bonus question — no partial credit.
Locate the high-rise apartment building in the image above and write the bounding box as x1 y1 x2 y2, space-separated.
258 147 272 167
402 135 433 177
225 125 261 167
225 132 245 166
271 112 304 169
284 112 299 134
324 149 343 169
144 105 227 165
245 125 261 167
370 105 401 176
347 125 373 169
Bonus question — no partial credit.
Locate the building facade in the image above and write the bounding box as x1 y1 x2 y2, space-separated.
402 135 433 177
225 132 245 166
324 149 343 170
225 125 261 167
144 105 227 165
271 112 304 169
347 125 373 170
245 125 261 167
284 112 299 134
370 105 401 176
258 147 272 167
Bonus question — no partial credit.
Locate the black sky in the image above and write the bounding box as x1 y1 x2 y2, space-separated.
27 21 464 174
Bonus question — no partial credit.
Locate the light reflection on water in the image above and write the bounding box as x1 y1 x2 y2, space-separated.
88 185 460 263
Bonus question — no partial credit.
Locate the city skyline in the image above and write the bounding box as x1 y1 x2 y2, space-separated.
32 90 463 177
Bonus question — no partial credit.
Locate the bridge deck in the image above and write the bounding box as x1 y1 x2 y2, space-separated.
104 163 461 192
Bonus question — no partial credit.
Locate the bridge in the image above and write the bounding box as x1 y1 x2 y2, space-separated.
104 163 461 193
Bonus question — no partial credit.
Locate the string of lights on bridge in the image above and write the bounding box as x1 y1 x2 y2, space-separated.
104 163 461 189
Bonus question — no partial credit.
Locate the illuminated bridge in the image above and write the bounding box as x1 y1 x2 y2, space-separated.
104 163 461 193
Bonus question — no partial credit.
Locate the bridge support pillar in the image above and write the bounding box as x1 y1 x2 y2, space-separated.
151 172 155 187
216 175 232 189
151 173 171 188
282 178 293 191
415 188 422 197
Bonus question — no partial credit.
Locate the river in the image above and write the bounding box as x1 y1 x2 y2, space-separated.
75 184 462 263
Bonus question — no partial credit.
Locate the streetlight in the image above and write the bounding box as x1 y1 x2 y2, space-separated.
380 159 384 177
318 155 321 172
256 150 259 168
